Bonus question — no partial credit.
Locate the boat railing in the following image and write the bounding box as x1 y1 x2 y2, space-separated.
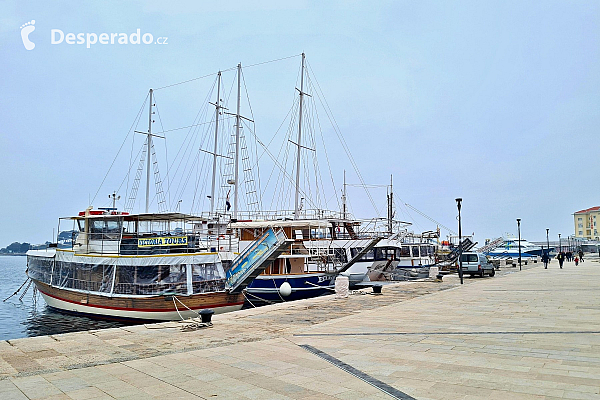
112 278 225 295
197 234 239 253
290 242 309 255
73 230 241 255
62 277 114 293
203 208 354 221
273 209 350 220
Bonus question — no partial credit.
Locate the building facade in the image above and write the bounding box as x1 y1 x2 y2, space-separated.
574 206 600 240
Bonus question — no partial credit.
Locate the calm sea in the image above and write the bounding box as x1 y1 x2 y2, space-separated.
0 255 137 341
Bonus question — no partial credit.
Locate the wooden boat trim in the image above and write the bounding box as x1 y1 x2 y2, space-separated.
33 281 244 313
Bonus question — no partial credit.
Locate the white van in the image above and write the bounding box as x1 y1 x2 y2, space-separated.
460 252 495 277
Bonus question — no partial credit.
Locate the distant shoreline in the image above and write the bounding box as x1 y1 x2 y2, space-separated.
0 253 26 256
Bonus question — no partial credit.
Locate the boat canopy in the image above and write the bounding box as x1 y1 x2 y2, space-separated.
229 219 332 229
65 212 207 222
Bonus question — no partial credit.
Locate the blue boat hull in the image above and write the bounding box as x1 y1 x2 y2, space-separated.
245 273 336 303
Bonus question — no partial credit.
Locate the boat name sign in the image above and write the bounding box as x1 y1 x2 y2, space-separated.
137 236 188 247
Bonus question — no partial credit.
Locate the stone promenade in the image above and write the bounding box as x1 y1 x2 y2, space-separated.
1 258 599 399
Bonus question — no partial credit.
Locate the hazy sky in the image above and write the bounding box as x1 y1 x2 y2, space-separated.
1 0 599 247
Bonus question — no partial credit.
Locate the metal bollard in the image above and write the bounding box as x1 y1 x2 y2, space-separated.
199 309 214 324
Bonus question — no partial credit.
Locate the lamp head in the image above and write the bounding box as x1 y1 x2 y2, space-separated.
455 198 462 211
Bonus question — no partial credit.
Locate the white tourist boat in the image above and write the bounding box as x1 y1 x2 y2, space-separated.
27 210 289 321
484 236 544 258
26 81 291 321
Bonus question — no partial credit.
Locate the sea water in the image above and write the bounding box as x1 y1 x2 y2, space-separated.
0 255 136 340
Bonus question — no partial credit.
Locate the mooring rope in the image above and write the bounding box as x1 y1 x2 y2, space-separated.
3 278 30 302
171 296 186 321
173 295 202 318
243 290 277 305
242 290 257 308
18 279 33 302
304 281 336 291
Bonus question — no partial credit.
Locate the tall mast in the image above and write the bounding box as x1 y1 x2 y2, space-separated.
234 63 241 219
387 174 393 234
145 89 153 213
210 72 222 215
294 53 306 220
342 170 347 220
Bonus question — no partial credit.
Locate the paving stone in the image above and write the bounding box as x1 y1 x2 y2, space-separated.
3 260 600 398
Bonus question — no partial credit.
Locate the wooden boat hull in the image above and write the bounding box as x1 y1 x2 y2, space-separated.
32 280 244 321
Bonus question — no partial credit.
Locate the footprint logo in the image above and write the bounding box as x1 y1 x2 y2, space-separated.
20 20 35 50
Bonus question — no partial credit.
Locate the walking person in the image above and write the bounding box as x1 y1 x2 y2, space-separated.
579 250 584 262
557 252 565 269
542 252 549 269
575 256 579 266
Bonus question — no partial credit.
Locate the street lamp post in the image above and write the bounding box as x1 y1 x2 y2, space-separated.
456 198 463 285
558 233 561 253
546 228 549 256
517 218 522 271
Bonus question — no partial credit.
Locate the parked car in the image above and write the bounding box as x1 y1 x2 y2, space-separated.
460 252 495 277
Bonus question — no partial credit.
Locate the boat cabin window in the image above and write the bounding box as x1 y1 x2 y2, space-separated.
374 247 396 261
48 261 114 293
420 245 435 256
89 218 123 240
114 264 188 295
411 246 419 257
192 263 225 293
77 220 86 232
28 256 54 285
350 247 374 261
310 229 325 239
397 246 410 257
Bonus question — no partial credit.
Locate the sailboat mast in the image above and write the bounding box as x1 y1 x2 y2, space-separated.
342 170 347 220
210 72 221 215
294 53 305 220
145 89 153 213
234 63 241 219
387 174 393 234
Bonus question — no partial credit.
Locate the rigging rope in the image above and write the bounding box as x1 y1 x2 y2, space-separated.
155 72 217 91
306 59 381 218
154 54 301 91
168 78 216 211
93 92 149 206
152 94 171 210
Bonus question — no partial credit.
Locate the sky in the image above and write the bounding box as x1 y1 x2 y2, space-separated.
1 0 599 247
